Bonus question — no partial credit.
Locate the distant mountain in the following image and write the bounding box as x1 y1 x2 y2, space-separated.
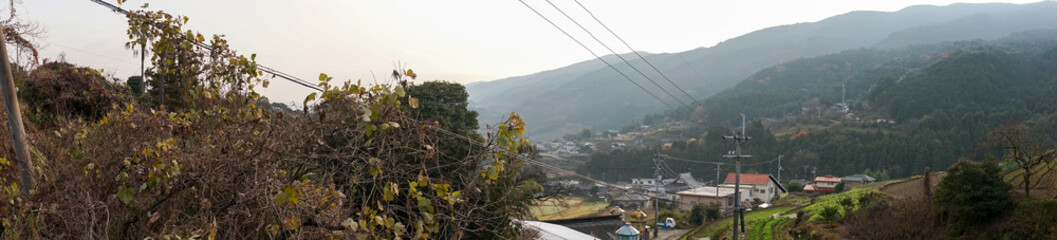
689 31 1057 178
579 32 1057 180
466 1 1057 140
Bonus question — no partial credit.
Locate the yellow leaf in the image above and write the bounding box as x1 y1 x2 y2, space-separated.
283 217 301 230
409 97 419 109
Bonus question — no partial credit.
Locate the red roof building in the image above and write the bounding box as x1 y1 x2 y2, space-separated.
722 173 787 203
812 175 843 192
724 173 772 185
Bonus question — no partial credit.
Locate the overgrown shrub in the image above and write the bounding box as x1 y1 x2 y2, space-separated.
819 206 839 221
20 61 125 128
0 8 541 239
689 204 708 225
933 160 1010 227
846 198 943 239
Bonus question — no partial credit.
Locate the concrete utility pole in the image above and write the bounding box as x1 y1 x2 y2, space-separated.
653 151 661 238
841 82 846 106
723 114 751 240
0 24 36 196
715 163 721 198
776 155 783 183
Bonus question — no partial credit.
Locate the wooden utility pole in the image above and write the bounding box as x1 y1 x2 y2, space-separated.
0 24 36 196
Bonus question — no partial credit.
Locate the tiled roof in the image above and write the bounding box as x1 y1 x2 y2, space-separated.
676 172 706 188
676 186 738 198
518 220 598 240
545 215 625 240
815 175 842 183
724 173 772 185
843 174 875 182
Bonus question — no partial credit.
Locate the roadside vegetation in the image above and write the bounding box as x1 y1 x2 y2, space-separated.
0 7 542 239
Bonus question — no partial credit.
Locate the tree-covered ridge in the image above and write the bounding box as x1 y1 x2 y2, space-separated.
594 32 1057 180
468 1 1057 141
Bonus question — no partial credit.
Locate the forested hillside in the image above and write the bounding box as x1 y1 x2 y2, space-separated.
585 31 1057 180
468 1 1057 141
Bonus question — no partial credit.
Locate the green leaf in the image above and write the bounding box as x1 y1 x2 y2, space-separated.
342 218 359 231
395 87 406 97
365 124 377 137
118 185 135 204
318 73 328 81
383 187 395 202
361 108 372 122
304 92 318 105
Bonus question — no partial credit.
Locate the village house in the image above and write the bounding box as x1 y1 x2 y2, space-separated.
609 192 650 209
675 186 749 211
722 173 787 204
812 175 843 193
842 174 876 186
661 172 707 202
631 178 659 187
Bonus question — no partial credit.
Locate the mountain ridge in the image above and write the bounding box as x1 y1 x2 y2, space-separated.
467 1 1057 140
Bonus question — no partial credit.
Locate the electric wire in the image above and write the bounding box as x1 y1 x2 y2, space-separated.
517 0 693 120
88 0 745 189
659 154 782 167
570 0 720 122
88 0 324 92
542 0 706 121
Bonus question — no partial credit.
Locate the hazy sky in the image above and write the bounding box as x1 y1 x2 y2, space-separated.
19 0 1040 104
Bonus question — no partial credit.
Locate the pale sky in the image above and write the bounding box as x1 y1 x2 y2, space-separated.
18 0 1041 104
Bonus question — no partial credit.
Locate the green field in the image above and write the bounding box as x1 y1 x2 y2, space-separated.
800 188 875 222
684 206 795 239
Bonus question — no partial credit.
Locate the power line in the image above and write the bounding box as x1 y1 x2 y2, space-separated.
658 153 782 167
529 159 625 189
85 0 548 159
569 0 719 122
87 0 531 151
42 40 137 65
542 0 706 122
516 0 692 120
88 0 324 92
86 0 688 192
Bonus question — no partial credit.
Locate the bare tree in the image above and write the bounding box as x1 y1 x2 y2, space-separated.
1 0 43 65
980 122 1057 197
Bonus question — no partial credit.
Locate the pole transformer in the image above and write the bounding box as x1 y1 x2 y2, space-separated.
723 114 751 240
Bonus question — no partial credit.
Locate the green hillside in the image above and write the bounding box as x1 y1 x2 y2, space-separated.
467 1 1057 141
583 31 1057 180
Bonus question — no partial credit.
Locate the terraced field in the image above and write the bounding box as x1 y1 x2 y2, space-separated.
529 197 611 220
879 171 945 199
